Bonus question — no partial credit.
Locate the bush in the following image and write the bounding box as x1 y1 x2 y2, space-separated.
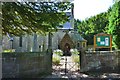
52 57 60 65
3 49 15 52
52 54 61 66
52 49 63 65
70 49 79 55
72 54 79 64
53 49 63 56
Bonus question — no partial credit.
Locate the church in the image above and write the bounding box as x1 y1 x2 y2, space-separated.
2 11 87 53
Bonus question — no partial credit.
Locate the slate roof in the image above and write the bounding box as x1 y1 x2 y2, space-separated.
68 32 87 42
63 22 73 29
57 21 73 29
57 12 73 29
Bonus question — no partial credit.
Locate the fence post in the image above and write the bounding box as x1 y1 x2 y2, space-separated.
79 48 86 72
45 32 52 75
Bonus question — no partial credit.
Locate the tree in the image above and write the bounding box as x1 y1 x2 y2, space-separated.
108 1 120 49
76 11 110 45
2 2 72 36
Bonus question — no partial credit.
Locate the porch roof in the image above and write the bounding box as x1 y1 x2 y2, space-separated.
69 32 87 42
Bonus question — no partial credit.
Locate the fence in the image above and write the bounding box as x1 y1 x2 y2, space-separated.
82 51 120 73
2 52 52 78
118 50 120 72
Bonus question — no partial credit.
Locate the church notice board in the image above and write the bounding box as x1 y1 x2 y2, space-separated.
94 33 112 51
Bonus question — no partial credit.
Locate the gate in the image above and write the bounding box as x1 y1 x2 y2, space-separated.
52 54 80 78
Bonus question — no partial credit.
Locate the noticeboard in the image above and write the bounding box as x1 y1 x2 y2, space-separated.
94 33 112 51
96 36 110 47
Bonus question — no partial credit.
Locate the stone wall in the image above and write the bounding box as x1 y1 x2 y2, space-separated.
118 51 120 73
82 51 119 73
2 52 52 78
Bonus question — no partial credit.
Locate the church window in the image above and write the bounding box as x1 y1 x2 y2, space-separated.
77 42 80 48
19 36 22 47
58 45 60 49
82 42 86 48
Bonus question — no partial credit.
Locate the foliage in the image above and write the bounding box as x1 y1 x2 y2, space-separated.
53 49 63 56
70 49 79 55
76 8 111 45
70 49 80 67
77 12 109 34
108 1 120 49
52 53 61 65
2 2 72 36
72 54 79 64
52 49 63 65
52 57 60 65
3 49 15 52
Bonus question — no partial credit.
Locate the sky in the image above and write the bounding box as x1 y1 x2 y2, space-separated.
74 0 114 20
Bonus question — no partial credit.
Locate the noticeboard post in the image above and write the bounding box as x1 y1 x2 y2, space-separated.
94 33 112 51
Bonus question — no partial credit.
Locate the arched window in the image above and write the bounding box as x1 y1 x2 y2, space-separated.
19 36 22 47
77 42 80 48
82 42 86 48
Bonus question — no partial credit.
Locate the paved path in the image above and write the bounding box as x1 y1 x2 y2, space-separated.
43 56 120 79
43 56 89 79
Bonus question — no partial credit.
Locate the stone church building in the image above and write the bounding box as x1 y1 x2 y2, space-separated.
2 12 87 53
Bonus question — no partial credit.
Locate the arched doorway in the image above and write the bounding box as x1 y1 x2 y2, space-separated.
63 43 71 56
59 33 74 53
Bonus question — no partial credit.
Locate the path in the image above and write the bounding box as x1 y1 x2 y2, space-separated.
42 56 120 79
43 56 89 79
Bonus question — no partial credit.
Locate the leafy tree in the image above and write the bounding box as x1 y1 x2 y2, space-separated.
2 2 72 36
108 1 120 49
77 11 110 45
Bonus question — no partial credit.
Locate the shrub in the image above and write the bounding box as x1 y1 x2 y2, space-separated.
52 53 61 66
70 49 79 55
52 57 60 65
72 54 79 64
3 49 15 52
53 49 63 56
